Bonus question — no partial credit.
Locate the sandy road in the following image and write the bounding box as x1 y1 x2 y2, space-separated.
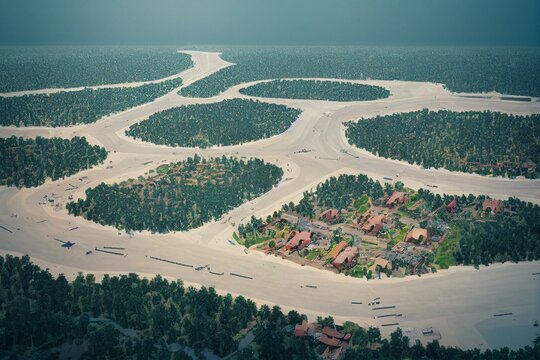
0 51 539 350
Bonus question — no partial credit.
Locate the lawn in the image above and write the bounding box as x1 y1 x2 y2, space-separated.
434 226 460 269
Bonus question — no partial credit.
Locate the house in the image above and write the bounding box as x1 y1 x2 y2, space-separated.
285 231 312 251
482 199 502 215
294 320 309 337
361 214 386 232
386 191 406 206
370 257 391 272
332 246 359 270
446 199 457 213
326 241 348 259
321 209 340 223
405 228 429 243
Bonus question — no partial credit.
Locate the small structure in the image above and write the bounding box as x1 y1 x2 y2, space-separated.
332 246 359 270
405 228 429 243
320 327 350 360
362 214 386 233
326 241 348 259
482 199 502 215
285 231 312 251
446 199 458 213
321 209 340 223
370 257 391 272
294 320 309 337
280 213 299 226
386 191 406 206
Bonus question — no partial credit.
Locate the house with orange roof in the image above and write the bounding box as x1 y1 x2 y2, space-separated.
294 320 309 337
332 246 359 270
405 228 429 243
482 199 502 215
285 231 312 251
386 191 406 206
321 209 340 223
362 214 386 233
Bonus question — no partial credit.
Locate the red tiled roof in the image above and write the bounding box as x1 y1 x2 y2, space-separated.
320 333 342 347
386 191 406 205
362 214 386 231
295 320 308 337
321 209 339 221
322 326 344 339
406 228 429 242
285 231 311 250
332 247 359 269
482 199 502 213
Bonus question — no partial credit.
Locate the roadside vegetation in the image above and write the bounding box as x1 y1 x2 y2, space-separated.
0 46 192 92
346 110 540 178
1 78 181 127
2 254 539 359
126 99 301 148
181 46 540 98
0 136 107 188
239 79 390 101
236 174 539 278
67 155 283 233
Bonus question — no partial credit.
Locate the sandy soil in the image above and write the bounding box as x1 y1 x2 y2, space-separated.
0 51 539 350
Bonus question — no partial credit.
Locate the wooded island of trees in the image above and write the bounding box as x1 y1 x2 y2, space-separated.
181 47 540 98
346 110 540 178
126 99 301 148
1 255 538 359
239 79 390 101
0 136 107 188
1 79 182 127
0 47 193 92
67 155 283 233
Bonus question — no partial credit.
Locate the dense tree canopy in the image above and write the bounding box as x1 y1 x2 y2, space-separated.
0 47 193 92
0 136 107 188
181 47 540 98
239 79 390 101
126 99 301 148
67 155 283 233
2 254 538 359
346 110 540 178
1 78 182 127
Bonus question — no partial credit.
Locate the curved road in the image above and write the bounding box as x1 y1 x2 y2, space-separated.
0 51 539 350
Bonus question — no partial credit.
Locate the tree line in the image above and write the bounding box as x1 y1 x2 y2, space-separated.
1 78 182 127
0 47 192 92
0 136 107 188
126 99 301 148
180 47 540 98
346 110 539 178
1 254 538 360
67 155 283 233
239 79 390 102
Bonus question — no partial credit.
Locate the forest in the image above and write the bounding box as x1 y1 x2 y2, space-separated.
0 47 193 92
126 99 301 148
345 110 540 178
1 78 182 127
66 155 283 233
1 254 538 360
0 136 107 188
239 79 390 102
180 47 540 98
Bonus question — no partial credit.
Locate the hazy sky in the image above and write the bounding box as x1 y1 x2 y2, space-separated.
0 0 538 46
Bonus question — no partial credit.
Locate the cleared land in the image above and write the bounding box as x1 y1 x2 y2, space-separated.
0 50 539 351
239 79 390 101
126 99 301 148
346 110 540 178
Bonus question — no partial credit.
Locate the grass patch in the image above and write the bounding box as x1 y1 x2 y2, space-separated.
306 249 321 261
156 164 169 174
244 235 273 249
434 226 460 269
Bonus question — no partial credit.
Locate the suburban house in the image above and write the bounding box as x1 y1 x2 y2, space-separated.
446 199 458 213
482 199 502 215
320 327 351 360
332 246 359 270
405 228 429 243
321 209 340 223
386 191 406 206
285 231 312 251
370 257 391 272
294 320 309 337
326 240 348 259
361 214 386 233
